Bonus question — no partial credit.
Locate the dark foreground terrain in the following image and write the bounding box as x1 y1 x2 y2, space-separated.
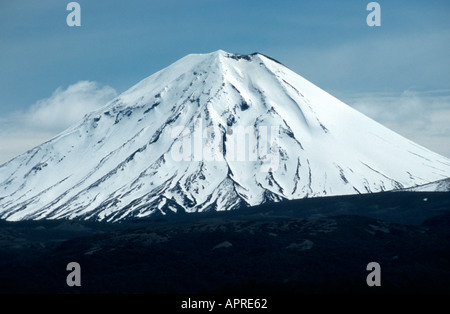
0 191 449 294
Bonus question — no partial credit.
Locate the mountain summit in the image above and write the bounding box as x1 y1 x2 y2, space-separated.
1 50 450 221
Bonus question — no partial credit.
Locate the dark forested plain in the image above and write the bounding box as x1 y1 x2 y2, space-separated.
0 191 449 294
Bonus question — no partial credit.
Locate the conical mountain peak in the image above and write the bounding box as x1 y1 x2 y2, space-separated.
1 51 450 221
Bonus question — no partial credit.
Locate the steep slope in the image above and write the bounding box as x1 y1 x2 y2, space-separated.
403 178 450 192
1 50 450 221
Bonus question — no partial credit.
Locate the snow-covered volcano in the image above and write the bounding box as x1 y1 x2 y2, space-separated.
1 50 450 222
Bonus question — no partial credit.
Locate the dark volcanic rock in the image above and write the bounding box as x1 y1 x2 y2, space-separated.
0 192 449 294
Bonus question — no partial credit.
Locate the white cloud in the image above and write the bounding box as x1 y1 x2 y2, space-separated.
25 81 117 132
337 89 450 159
0 81 117 164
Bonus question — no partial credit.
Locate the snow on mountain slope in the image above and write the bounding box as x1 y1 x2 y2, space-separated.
1 50 450 222
402 178 450 192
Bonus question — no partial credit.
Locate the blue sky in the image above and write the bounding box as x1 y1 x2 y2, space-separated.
0 0 449 163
